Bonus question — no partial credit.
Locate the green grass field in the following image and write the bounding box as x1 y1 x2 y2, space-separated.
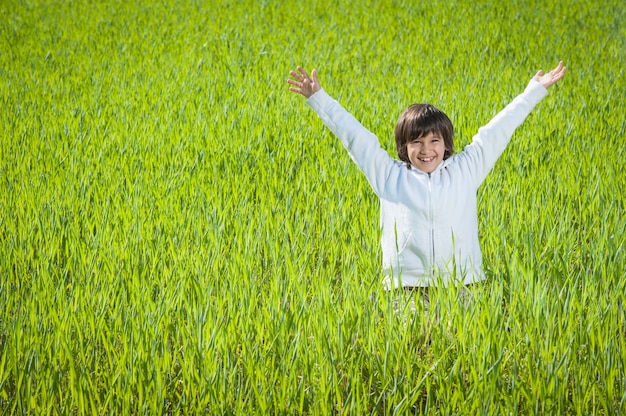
1 0 625 414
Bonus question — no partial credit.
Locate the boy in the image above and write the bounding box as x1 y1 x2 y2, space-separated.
287 63 566 294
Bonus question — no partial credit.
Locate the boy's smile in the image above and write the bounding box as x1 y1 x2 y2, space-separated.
406 131 447 173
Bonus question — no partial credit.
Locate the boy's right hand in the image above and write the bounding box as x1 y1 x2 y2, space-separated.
288 66 321 98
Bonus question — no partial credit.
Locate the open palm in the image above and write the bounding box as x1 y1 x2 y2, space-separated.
533 61 567 88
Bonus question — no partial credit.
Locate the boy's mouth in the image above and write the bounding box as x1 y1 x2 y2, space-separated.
419 157 435 163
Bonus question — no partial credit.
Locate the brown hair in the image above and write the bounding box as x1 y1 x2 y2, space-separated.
394 104 454 165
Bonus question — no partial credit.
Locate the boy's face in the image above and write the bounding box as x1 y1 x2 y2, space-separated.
406 131 447 173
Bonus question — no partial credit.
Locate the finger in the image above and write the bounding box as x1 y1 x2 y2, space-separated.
289 70 304 81
551 65 566 79
552 61 565 76
289 86 307 96
311 68 319 85
298 66 310 80
533 70 544 82
555 67 567 81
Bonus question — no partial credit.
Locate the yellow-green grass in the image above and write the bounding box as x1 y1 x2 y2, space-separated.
1 0 625 413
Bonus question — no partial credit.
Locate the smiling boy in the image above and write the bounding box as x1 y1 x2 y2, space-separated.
407 131 447 173
288 62 566 292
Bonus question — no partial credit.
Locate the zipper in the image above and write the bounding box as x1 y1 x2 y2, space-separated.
428 172 435 279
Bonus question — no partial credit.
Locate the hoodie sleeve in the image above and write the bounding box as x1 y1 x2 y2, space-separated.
306 89 399 197
456 79 549 187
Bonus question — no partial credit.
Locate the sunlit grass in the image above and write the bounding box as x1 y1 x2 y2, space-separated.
1 0 625 413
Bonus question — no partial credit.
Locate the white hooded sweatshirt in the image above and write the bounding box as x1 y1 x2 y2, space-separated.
306 79 548 288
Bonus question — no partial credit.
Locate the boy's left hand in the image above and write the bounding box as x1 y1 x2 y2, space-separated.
533 61 567 89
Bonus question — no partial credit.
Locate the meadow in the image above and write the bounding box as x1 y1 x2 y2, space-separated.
1 0 625 414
